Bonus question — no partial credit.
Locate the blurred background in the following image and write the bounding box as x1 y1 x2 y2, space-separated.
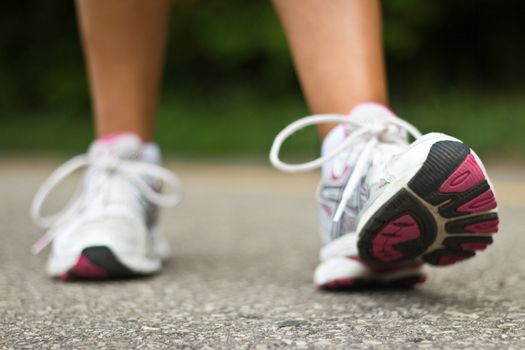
0 0 524 160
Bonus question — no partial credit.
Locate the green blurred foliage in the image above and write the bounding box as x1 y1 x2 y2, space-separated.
0 0 524 157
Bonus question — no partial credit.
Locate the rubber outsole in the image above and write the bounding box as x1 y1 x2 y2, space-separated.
319 274 426 290
358 141 499 267
58 246 138 281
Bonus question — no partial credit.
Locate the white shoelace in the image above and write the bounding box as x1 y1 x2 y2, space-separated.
270 114 422 223
30 153 183 254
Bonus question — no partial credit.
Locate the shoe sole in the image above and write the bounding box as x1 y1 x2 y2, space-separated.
319 274 426 290
48 227 168 280
358 140 499 267
58 246 142 281
317 258 426 290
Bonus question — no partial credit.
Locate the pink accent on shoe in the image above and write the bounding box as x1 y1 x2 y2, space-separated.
342 103 396 136
320 274 425 289
465 219 499 234
461 242 489 251
58 272 70 281
439 154 485 193
330 165 351 181
342 124 351 137
371 214 420 262
71 254 107 279
348 102 396 118
98 132 137 144
437 255 466 266
320 278 355 289
372 263 423 274
348 255 422 273
321 203 333 216
458 189 497 213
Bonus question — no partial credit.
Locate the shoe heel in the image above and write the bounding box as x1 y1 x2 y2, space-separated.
359 140 499 267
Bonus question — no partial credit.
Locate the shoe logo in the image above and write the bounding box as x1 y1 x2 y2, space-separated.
319 179 370 241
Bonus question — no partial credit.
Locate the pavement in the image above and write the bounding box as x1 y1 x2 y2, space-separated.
1 158 524 349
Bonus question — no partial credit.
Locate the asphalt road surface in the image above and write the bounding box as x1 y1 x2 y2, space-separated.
1 159 524 349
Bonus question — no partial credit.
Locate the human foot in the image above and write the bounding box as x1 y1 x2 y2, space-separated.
31 133 181 280
270 103 498 289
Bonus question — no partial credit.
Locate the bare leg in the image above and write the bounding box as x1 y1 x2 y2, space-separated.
76 0 171 141
273 0 387 138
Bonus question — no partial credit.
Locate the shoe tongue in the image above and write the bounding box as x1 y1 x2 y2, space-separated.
89 133 144 160
321 103 407 180
347 102 397 124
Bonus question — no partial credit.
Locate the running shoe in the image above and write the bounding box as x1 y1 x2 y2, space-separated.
30 133 182 280
270 103 498 289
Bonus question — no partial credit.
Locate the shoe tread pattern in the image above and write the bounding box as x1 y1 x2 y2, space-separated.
358 141 499 267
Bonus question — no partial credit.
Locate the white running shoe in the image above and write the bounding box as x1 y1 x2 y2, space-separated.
271 103 499 289
30 133 182 280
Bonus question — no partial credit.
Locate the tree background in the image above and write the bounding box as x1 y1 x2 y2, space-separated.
1 0 524 158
